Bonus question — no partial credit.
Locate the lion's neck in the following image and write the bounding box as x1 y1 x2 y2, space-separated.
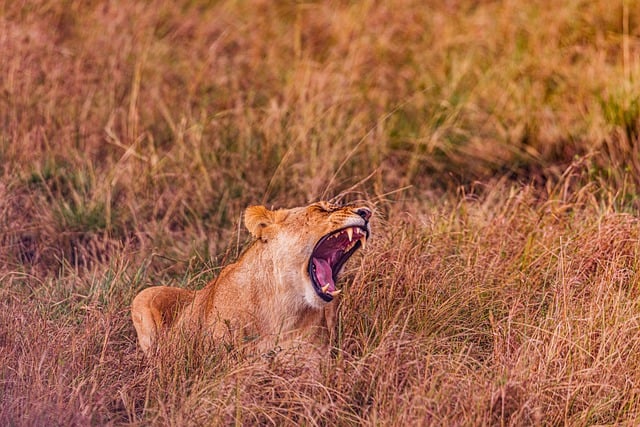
200 242 324 339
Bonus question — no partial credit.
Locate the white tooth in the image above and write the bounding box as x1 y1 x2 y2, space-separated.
346 228 353 242
359 236 366 249
321 284 330 293
329 289 342 297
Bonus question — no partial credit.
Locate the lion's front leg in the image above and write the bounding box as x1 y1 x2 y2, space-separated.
323 300 338 349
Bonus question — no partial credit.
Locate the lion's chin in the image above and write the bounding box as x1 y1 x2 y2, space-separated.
308 226 368 302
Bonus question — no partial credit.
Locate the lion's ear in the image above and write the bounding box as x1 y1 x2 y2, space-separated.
244 205 276 240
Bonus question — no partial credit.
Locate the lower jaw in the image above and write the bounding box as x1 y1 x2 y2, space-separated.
318 293 333 302
303 285 330 308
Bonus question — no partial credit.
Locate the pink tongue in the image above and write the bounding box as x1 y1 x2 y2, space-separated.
313 258 336 292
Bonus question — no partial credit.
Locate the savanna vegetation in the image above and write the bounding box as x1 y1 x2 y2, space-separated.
3 0 640 424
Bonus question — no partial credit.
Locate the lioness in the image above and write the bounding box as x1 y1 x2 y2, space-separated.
131 201 371 356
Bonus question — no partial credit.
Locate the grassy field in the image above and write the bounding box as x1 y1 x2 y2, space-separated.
3 0 640 424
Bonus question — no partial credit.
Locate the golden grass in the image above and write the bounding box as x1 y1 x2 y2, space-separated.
3 0 640 424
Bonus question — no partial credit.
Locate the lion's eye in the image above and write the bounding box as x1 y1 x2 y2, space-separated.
311 202 342 214
312 203 331 213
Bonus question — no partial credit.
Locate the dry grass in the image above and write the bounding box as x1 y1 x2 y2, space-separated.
3 0 640 425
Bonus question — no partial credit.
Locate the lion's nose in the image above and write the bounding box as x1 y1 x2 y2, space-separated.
355 207 372 221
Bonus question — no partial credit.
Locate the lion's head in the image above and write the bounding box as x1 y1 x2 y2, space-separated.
244 201 372 308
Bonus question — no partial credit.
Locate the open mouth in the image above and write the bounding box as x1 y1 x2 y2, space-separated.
308 226 369 302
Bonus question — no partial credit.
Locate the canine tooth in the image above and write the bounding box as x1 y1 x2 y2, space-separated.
346 228 353 242
321 284 330 293
329 289 342 297
359 235 366 249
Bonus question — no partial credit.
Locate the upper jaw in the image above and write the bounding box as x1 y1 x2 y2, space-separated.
324 224 370 252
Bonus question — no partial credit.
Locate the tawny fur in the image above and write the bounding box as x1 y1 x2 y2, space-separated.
131 202 371 356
